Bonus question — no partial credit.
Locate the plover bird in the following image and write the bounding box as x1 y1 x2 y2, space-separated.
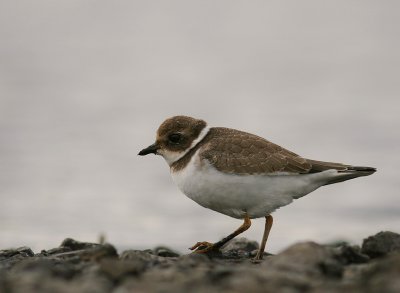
138 115 376 260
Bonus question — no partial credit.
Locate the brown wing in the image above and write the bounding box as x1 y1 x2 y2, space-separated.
199 127 313 175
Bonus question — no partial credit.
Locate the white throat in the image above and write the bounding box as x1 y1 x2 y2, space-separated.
160 126 210 166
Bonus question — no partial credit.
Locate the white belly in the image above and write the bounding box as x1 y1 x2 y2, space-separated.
171 152 337 219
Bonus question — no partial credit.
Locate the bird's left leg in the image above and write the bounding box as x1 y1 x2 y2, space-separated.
254 215 273 260
190 214 251 254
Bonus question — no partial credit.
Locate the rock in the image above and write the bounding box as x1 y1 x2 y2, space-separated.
333 244 370 265
264 241 343 279
40 247 72 256
98 258 148 281
225 265 312 293
119 249 175 269
48 243 118 261
78 244 118 261
60 238 100 251
0 247 34 260
7 269 112 293
220 237 261 259
35 239 118 262
174 253 211 268
222 237 259 253
6 257 101 293
153 246 180 257
361 231 400 258
120 249 161 263
0 247 35 270
360 253 400 293
10 258 79 280
117 255 215 293
0 269 8 292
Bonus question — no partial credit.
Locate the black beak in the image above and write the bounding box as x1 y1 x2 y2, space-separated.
138 143 159 156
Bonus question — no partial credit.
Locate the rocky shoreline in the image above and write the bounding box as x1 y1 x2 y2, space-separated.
1 231 399 293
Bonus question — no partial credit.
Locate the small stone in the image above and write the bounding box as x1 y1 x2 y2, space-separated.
361 231 400 258
0 247 34 260
60 238 99 251
99 258 147 280
221 249 250 259
361 252 400 292
175 253 211 268
79 244 118 261
50 243 118 262
342 263 371 284
264 241 343 279
119 250 174 269
207 265 236 283
222 237 259 253
40 246 72 256
120 250 158 262
0 247 35 270
153 246 180 257
333 244 370 265
10 258 79 280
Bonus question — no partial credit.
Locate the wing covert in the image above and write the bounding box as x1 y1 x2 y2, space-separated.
199 128 312 175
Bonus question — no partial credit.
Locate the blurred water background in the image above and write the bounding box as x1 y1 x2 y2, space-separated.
1 1 399 253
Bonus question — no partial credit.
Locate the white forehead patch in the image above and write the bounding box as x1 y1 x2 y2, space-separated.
159 126 210 166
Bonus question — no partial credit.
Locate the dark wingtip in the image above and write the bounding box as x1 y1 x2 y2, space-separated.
348 166 377 173
347 166 377 175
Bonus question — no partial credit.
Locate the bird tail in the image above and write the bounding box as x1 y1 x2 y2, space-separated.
306 159 376 186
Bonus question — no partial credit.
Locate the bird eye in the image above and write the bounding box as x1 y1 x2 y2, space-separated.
168 133 182 144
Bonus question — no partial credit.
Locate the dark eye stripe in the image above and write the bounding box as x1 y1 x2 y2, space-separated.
168 133 181 143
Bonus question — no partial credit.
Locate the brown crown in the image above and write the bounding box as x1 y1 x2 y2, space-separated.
156 116 207 153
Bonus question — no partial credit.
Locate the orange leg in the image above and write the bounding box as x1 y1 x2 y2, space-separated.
190 214 252 254
254 215 273 260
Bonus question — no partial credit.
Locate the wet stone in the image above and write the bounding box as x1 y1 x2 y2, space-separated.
263 241 344 279
221 237 259 253
0 247 35 270
98 258 148 281
0 247 34 260
39 246 72 256
175 253 211 269
60 238 100 251
153 246 180 257
359 252 400 293
361 231 400 258
10 258 79 280
120 249 160 263
333 244 370 265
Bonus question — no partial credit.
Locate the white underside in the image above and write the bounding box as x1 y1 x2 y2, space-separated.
171 150 343 219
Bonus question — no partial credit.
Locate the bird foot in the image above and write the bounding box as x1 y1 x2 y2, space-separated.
253 251 264 261
189 241 219 254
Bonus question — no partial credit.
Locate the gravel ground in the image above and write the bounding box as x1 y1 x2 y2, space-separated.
1 231 400 293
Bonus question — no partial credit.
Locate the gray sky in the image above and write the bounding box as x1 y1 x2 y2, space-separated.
0 1 399 252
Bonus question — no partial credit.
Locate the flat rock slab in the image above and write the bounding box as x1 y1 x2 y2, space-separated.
0 232 399 293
